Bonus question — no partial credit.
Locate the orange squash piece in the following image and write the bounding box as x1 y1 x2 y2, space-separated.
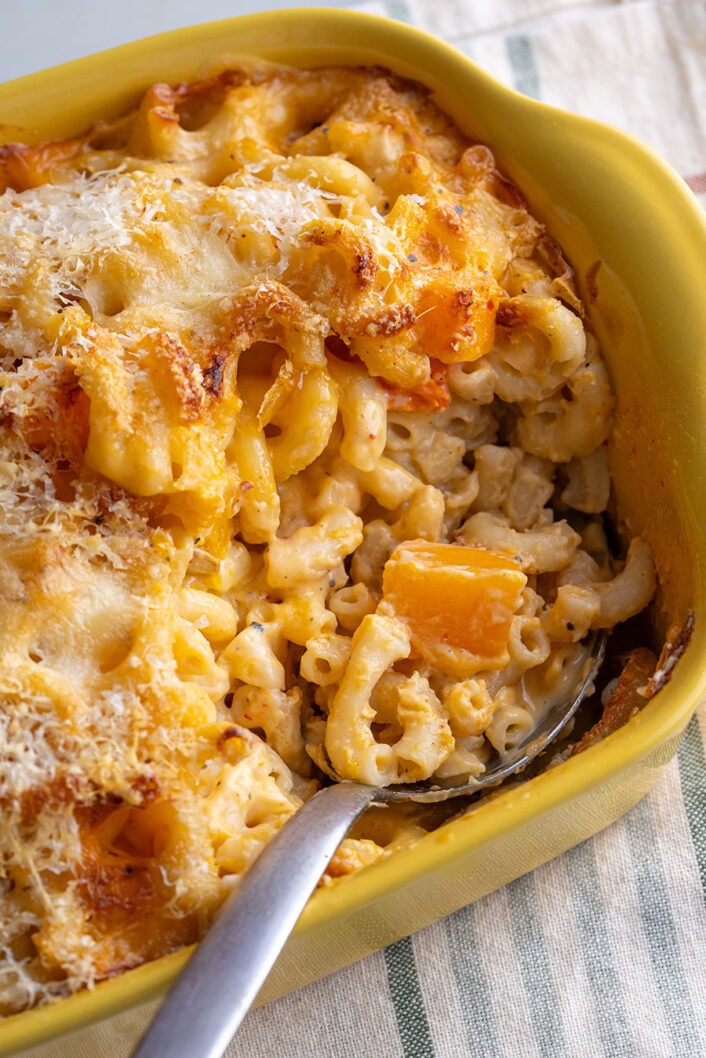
64 801 199 978
414 274 499 364
381 541 526 676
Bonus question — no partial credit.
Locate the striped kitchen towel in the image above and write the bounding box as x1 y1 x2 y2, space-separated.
14 1 706 1056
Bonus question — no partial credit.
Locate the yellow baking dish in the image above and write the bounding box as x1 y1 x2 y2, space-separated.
1 9 705 1055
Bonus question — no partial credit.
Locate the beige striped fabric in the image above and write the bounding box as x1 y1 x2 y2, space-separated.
12 1 706 1056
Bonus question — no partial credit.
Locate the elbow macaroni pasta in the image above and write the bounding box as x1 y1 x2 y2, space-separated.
0 59 656 1012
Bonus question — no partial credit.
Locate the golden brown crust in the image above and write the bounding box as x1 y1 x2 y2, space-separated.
571 647 657 756
0 138 85 192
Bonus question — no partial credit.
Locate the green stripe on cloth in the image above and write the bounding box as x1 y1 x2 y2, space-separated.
444 906 502 1058
505 871 568 1056
566 840 636 1057
383 0 412 23
678 714 706 902
384 936 436 1058
624 799 705 1056
505 35 541 99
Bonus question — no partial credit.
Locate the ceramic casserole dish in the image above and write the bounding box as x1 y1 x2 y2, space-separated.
0 9 705 1055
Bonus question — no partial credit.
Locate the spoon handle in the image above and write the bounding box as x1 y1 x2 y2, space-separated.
130 781 377 1058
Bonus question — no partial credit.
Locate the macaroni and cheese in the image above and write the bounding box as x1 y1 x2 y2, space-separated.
0 60 657 1013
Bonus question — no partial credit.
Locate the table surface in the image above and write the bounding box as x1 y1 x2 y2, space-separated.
4 3 706 1058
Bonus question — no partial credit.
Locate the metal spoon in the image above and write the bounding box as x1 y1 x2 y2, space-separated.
131 632 606 1058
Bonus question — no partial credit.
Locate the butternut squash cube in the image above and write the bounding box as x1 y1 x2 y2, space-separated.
381 541 526 676
414 275 498 364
